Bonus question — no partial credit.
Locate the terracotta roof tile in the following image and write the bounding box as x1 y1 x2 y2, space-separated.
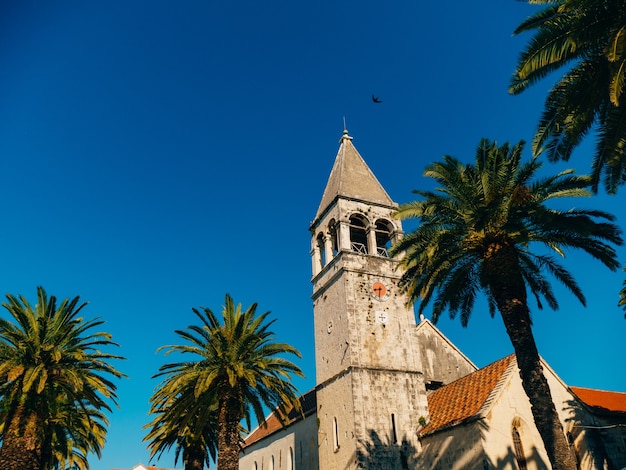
420 355 515 435
110 465 179 470
570 386 626 414
243 389 317 447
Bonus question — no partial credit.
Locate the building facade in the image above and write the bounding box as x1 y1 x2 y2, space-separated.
239 131 626 470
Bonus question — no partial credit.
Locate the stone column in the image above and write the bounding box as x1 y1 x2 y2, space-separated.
339 220 351 251
324 234 334 265
367 224 377 255
311 240 322 276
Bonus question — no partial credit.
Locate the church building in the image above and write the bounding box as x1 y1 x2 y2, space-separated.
239 131 626 470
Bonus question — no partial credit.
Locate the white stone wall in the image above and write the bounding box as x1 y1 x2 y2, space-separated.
313 264 351 385
478 361 625 470
480 371 551 470
417 360 624 470
351 368 427 468
418 424 487 469
317 374 358 470
239 414 319 470
316 369 428 470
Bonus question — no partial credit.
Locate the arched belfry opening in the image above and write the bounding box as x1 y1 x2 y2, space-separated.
328 218 339 257
312 219 341 276
374 218 396 257
312 214 401 276
348 214 369 254
316 232 327 268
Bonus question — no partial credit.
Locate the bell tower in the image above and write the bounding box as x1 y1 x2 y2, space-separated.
310 130 429 469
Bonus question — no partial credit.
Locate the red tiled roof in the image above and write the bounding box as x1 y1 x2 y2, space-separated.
243 389 317 447
420 355 515 436
110 465 178 470
570 386 626 414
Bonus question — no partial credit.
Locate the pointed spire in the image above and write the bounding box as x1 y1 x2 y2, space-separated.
340 127 352 144
314 130 394 220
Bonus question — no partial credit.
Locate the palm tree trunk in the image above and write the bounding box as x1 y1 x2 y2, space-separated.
499 301 578 470
217 389 242 470
0 404 42 470
486 241 577 470
183 446 206 470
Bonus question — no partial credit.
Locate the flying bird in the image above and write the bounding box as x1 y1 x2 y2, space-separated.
372 94 382 103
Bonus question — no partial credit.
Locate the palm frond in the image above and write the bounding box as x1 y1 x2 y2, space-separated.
394 137 622 326
511 6 582 94
512 0 626 193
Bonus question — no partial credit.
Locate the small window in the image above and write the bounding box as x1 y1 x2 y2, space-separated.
289 446 294 470
391 413 398 445
333 417 340 451
512 426 527 470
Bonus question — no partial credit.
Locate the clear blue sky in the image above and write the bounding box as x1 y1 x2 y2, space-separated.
1 2 624 469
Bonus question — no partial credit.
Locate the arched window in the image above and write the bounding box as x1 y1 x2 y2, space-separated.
289 446 294 470
512 425 527 470
349 215 369 254
269 455 275 470
374 219 395 257
253 462 258 470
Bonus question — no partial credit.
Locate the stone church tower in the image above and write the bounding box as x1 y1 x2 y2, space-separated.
240 130 626 470
309 130 429 469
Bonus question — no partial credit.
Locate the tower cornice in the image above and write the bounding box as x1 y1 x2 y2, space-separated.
309 193 398 232
311 251 402 301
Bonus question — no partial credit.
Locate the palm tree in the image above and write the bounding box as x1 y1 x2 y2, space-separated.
39 394 110 470
390 139 622 470
0 287 125 470
155 294 304 470
144 381 218 470
510 0 626 193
